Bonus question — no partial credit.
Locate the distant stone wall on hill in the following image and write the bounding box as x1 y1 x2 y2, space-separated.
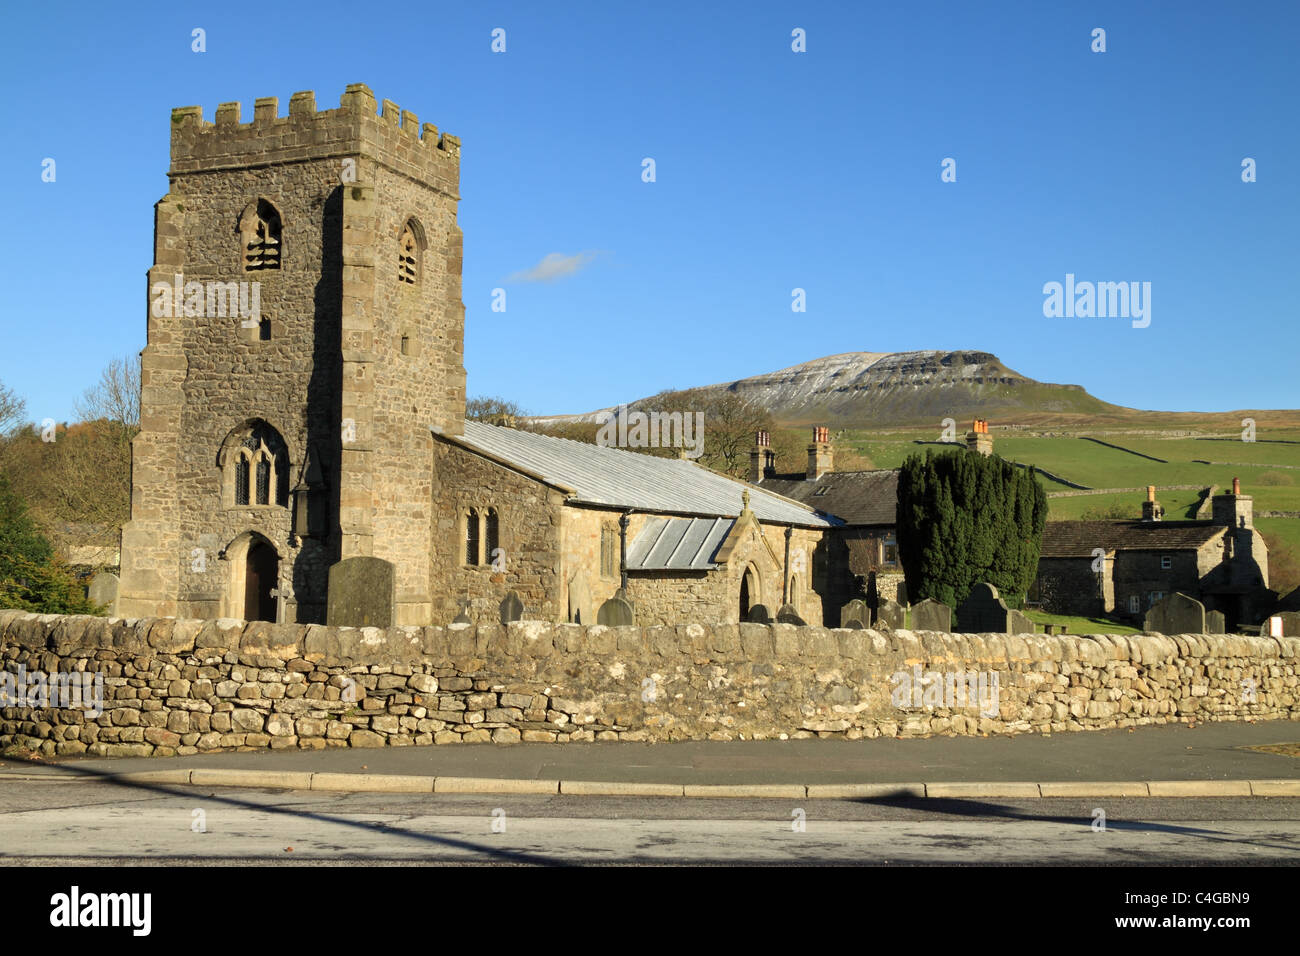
1 610 1297 757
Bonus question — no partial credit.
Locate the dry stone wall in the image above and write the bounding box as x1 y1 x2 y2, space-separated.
1 609 1297 757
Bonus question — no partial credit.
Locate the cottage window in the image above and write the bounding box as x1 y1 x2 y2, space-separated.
1160 554 1172 570
881 534 898 566
1128 595 1140 614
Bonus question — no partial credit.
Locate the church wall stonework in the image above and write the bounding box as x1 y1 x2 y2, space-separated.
2 611 1296 755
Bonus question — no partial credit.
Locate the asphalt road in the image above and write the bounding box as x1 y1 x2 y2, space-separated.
2 779 1298 865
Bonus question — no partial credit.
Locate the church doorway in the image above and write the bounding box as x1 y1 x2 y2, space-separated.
739 564 760 621
243 538 279 622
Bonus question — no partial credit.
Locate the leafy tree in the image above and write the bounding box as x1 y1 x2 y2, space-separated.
896 449 1047 608
0 474 101 614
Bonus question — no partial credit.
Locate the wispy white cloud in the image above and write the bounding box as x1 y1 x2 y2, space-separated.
506 250 599 283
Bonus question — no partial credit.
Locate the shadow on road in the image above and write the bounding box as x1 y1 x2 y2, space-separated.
0 754 565 866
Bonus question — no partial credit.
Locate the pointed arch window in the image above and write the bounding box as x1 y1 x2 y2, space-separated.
485 508 499 564
465 508 480 565
398 218 423 285
224 422 289 507
240 199 282 271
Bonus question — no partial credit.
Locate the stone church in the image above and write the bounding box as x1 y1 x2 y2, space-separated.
116 85 893 629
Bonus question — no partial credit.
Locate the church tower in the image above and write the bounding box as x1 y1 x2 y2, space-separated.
116 85 466 625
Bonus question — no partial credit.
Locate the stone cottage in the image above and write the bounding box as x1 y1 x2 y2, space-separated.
1033 482 1271 629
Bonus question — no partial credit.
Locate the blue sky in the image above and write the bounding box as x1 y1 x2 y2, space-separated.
2 0 1297 423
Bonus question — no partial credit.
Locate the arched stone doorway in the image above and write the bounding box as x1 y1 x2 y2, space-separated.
224 532 280 622
739 563 761 621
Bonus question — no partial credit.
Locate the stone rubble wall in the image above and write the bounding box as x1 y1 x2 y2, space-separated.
1 610 1297 757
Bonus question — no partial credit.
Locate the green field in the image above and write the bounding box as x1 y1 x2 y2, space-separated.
1022 610 1142 636
837 423 1300 596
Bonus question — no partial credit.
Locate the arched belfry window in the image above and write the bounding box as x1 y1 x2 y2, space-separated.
221 421 289 507
399 218 423 285
239 199 282 271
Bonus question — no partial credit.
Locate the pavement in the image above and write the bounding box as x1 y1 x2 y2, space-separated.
3 720 1300 798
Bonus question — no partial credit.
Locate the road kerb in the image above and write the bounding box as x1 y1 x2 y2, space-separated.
1249 779 1300 797
682 784 807 799
560 780 686 797
926 782 1042 799
1146 780 1253 797
311 772 435 793
434 776 560 795
1038 781 1151 798
189 769 315 790
110 769 195 786
805 783 926 800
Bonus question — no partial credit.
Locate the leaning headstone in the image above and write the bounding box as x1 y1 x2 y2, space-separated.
568 570 593 625
874 598 905 630
910 598 952 632
894 581 908 607
87 571 119 612
1007 609 1036 634
956 583 1010 633
499 590 525 625
1143 592 1205 634
746 604 771 624
840 599 870 629
326 556 395 627
597 594 635 626
1205 610 1226 634
776 603 806 625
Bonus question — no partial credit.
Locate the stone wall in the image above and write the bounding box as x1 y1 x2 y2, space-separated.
2 610 1297 757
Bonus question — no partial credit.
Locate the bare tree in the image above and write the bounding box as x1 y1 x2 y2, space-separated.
75 355 140 436
0 380 27 437
466 395 526 424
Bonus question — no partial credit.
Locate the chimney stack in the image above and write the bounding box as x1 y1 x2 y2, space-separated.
807 426 833 480
1141 485 1164 522
966 419 993 456
1212 477 1253 529
749 430 776 483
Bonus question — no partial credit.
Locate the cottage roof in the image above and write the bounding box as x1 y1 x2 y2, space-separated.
1040 520 1225 558
439 421 839 528
759 470 899 526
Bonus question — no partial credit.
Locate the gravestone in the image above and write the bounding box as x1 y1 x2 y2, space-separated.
956 583 1011 633
840 599 870 629
452 610 471 625
910 598 952 632
1008 609 1036 634
568 570 593 625
776 603 806 625
746 604 771 624
874 598 905 629
326 556 395 627
597 594 635 626
1143 592 1205 634
1275 611 1300 636
895 581 908 607
88 571 119 611
1205 610 1225 634
499 590 525 625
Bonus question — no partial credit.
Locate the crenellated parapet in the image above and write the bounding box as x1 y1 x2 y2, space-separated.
169 83 459 192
